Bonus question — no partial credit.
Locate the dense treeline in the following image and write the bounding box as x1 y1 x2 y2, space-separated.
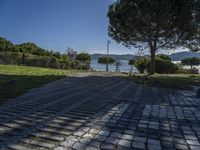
0 37 68 60
0 37 90 70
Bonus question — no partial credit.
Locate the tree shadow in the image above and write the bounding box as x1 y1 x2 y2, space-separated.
0 75 197 149
0 75 130 149
0 74 67 104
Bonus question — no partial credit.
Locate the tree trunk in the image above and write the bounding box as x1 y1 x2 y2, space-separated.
149 43 156 74
22 53 25 65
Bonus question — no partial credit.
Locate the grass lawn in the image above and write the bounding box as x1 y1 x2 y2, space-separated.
129 73 200 89
0 64 78 103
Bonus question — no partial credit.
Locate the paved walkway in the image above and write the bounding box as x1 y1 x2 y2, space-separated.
0 74 199 150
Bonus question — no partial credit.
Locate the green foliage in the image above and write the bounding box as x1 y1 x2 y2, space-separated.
156 54 171 61
98 56 115 65
153 59 178 74
0 37 13 51
188 68 199 74
0 37 69 60
128 59 135 65
75 53 91 62
0 37 91 70
134 58 149 73
133 56 178 73
130 74 200 89
75 53 91 70
108 0 200 73
0 52 23 64
181 57 200 69
0 52 81 70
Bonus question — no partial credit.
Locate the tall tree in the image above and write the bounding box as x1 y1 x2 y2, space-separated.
186 0 200 52
128 59 135 74
67 47 77 60
115 60 122 72
0 37 13 51
98 56 115 71
75 52 91 66
108 0 199 74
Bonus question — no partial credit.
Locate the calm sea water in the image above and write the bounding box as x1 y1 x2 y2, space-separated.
90 60 138 72
91 60 200 73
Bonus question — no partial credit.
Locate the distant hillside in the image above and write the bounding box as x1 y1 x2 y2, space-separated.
91 54 135 61
91 51 200 61
170 51 200 61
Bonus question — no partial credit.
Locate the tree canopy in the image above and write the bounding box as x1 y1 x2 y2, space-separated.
75 53 91 63
108 0 200 73
181 57 200 69
0 37 69 60
98 56 115 65
128 59 135 66
156 54 171 61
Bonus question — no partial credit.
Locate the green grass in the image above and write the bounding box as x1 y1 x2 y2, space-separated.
0 64 78 103
129 73 200 89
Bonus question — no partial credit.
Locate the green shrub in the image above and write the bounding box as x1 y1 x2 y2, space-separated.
156 54 171 61
59 60 71 69
154 59 178 73
0 51 83 70
175 69 190 74
134 58 149 73
0 52 22 64
188 68 199 74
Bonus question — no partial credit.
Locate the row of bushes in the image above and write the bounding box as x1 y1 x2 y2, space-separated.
176 68 199 74
133 57 178 74
152 59 178 73
0 52 88 70
132 56 199 74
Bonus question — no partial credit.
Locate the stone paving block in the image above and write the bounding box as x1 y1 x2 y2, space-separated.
105 137 119 145
121 134 134 141
161 136 173 142
7 144 34 150
186 140 200 146
72 142 87 150
66 135 79 142
162 141 174 148
99 130 110 136
189 145 200 150
86 146 99 150
60 140 75 147
29 140 55 149
118 139 131 148
83 133 95 139
175 143 189 150
148 144 161 150
79 138 91 144
73 131 85 137
184 135 198 141
132 141 145 149
89 128 99 134
54 146 65 150
88 141 101 148
110 132 122 138
101 143 117 149
147 139 160 145
95 135 107 142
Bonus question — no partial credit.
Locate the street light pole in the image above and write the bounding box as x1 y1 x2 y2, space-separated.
106 40 110 72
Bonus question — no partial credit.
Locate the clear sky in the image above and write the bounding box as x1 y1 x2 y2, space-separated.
0 0 185 55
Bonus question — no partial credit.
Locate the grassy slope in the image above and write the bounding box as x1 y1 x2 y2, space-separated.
0 64 77 103
130 73 200 89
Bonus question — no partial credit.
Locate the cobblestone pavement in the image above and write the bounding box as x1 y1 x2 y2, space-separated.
0 75 199 150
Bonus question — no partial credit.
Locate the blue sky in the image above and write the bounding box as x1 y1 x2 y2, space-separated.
0 0 184 55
